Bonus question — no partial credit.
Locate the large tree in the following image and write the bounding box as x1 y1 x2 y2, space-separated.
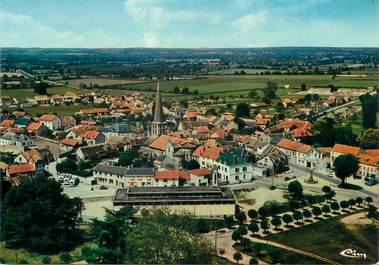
118 149 139 167
84 206 134 263
359 93 378 129
235 103 250 118
1 176 83 253
312 117 336 147
360 129 379 149
334 126 357 146
288 180 303 198
333 154 359 185
125 209 215 264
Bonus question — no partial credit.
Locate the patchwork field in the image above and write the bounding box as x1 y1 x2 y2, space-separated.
64 78 147 87
1 86 79 101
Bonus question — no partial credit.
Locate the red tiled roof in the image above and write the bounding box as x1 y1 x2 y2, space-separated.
26 122 42 131
149 135 187 151
20 149 43 161
331 144 360 156
59 139 78 146
7 164 35 174
80 120 97 126
80 108 109 115
268 118 311 133
192 145 223 160
359 154 379 167
39 114 58 122
154 170 190 180
291 127 313 137
62 116 76 126
196 126 209 134
277 138 312 154
364 149 379 158
80 130 100 139
184 112 198 119
188 168 211 176
0 119 15 127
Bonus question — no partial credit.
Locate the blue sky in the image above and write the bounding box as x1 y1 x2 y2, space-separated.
0 0 378 48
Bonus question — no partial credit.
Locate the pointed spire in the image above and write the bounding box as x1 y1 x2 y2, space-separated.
153 80 164 122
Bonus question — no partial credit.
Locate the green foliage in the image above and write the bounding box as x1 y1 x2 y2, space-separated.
312 206 322 217
260 219 270 232
360 129 379 149
355 196 363 206
249 257 258 265
233 252 243 264
237 225 248 236
333 154 359 184
265 82 278 99
247 209 258 220
321 205 331 215
348 198 356 209
359 93 378 129
125 209 215 264
269 249 282 263
59 253 72 263
282 214 293 226
248 90 258 98
271 216 282 229
330 202 340 212
224 216 235 228
1 175 83 254
340 200 349 210
41 256 51 264
235 103 250 117
33 81 49 95
232 230 242 242
118 149 139 167
89 206 134 263
185 159 200 170
334 126 357 146
248 222 259 235
18 259 29 264
56 158 78 173
313 117 335 147
235 211 247 225
302 209 312 220
288 180 303 198
293 211 303 223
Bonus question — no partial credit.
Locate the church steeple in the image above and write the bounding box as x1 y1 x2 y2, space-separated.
153 80 164 122
151 80 165 136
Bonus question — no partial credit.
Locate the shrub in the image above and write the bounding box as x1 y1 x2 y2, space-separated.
60 253 72 263
303 209 312 220
330 201 340 213
312 206 322 218
269 249 282 263
233 252 243 264
18 259 29 264
41 256 51 264
249 257 259 265
282 214 293 226
248 209 258 220
248 222 259 235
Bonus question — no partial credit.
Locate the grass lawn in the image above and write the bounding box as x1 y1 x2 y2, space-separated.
0 241 95 264
234 241 325 264
4 103 89 116
2 86 80 101
266 215 378 264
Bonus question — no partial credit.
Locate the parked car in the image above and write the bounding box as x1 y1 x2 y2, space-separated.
63 174 72 185
58 174 65 183
69 176 80 186
365 178 378 186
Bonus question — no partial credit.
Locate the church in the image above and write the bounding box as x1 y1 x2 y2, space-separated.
150 81 165 137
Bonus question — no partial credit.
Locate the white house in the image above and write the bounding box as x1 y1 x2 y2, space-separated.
39 114 61 131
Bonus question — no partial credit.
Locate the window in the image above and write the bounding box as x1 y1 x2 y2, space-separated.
235 168 239 173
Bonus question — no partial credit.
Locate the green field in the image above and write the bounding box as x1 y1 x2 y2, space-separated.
1 86 79 102
266 215 378 264
119 75 377 94
234 241 325 264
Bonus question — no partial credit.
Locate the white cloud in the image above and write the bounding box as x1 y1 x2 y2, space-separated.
0 9 126 47
232 10 267 33
143 32 159 47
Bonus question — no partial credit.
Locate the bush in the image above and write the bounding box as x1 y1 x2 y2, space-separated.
60 253 72 263
269 249 282 263
249 257 259 264
41 256 51 264
0 258 5 264
18 259 29 264
330 201 340 213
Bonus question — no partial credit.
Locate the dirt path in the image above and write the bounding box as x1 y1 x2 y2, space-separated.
205 231 268 265
248 237 341 265
341 212 373 225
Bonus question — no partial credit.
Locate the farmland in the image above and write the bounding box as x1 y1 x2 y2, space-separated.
1 86 79 102
64 78 147 87
101 74 377 94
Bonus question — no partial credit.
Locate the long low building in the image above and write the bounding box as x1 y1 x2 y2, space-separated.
112 186 236 217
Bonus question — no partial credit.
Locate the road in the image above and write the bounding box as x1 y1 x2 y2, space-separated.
289 162 378 201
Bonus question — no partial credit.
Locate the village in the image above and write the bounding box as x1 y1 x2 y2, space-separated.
0 75 378 221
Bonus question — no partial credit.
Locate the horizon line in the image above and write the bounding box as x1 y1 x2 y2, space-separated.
1 46 379 49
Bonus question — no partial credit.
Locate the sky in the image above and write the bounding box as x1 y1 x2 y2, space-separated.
0 0 378 48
